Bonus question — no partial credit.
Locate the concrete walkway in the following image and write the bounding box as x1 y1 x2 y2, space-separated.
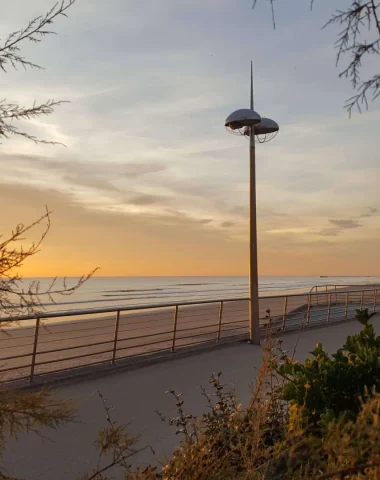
3 316 379 480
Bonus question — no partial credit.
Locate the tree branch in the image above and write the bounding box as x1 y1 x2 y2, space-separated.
0 0 76 72
251 0 380 115
0 209 98 319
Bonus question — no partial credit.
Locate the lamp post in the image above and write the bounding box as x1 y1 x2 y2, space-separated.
225 62 279 345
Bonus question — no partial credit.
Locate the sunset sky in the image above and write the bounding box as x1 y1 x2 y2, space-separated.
1 0 379 277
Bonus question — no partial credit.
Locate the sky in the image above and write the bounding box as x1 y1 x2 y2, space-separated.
0 0 379 277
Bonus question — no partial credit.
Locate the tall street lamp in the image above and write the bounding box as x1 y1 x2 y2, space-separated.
225 62 279 345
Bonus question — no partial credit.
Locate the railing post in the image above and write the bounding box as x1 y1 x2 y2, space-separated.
306 295 311 325
29 317 40 383
327 294 331 322
360 291 364 310
171 305 179 352
345 293 349 319
216 301 224 342
334 285 337 304
281 296 288 330
374 289 377 314
316 286 319 306
111 310 120 365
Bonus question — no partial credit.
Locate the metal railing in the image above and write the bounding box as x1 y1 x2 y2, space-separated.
309 284 380 306
0 287 378 385
310 284 380 294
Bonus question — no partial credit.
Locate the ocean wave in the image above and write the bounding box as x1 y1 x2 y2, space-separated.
171 283 220 286
103 288 165 293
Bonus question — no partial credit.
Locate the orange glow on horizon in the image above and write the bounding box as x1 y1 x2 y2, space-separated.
1 184 379 278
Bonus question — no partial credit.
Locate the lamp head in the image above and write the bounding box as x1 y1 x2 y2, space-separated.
225 108 261 132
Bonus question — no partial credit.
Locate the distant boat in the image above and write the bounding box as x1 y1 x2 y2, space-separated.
320 276 328 278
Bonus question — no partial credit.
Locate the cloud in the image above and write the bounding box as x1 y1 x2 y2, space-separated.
329 219 362 229
0 152 245 238
127 194 168 206
228 206 248 218
318 218 362 237
221 221 234 228
119 163 168 178
360 207 379 218
319 228 340 237
266 227 311 235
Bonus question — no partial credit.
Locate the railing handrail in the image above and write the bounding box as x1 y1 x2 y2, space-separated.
1 286 379 324
310 284 379 293
1 296 250 323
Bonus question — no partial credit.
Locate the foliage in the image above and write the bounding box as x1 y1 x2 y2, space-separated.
271 392 380 479
148 313 380 479
0 388 75 480
252 0 380 115
276 308 380 432
79 392 156 480
0 0 76 144
356 307 377 325
150 330 292 480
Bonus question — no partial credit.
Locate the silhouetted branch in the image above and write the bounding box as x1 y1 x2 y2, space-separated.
252 0 380 115
0 0 76 72
0 99 68 145
80 392 156 480
0 0 76 144
0 209 98 319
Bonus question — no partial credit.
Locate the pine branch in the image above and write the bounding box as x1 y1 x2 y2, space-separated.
0 0 76 72
81 393 154 480
0 99 68 145
0 388 75 444
251 0 380 114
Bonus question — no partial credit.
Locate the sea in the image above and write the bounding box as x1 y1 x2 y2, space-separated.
18 275 380 313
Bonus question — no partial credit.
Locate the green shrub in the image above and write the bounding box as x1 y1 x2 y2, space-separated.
276 309 380 432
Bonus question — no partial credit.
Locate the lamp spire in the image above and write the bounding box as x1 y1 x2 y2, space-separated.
250 61 254 110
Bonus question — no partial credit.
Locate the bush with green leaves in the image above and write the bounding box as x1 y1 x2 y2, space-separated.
276 308 379 433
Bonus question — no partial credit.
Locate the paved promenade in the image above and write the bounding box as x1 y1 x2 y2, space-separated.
3 315 379 480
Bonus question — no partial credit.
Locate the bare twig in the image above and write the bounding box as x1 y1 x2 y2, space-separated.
0 209 98 320
317 461 380 479
252 0 276 28
82 392 155 480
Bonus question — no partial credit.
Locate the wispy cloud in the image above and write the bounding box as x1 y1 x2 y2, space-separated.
359 207 379 218
127 194 168 206
319 219 361 237
329 219 362 229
